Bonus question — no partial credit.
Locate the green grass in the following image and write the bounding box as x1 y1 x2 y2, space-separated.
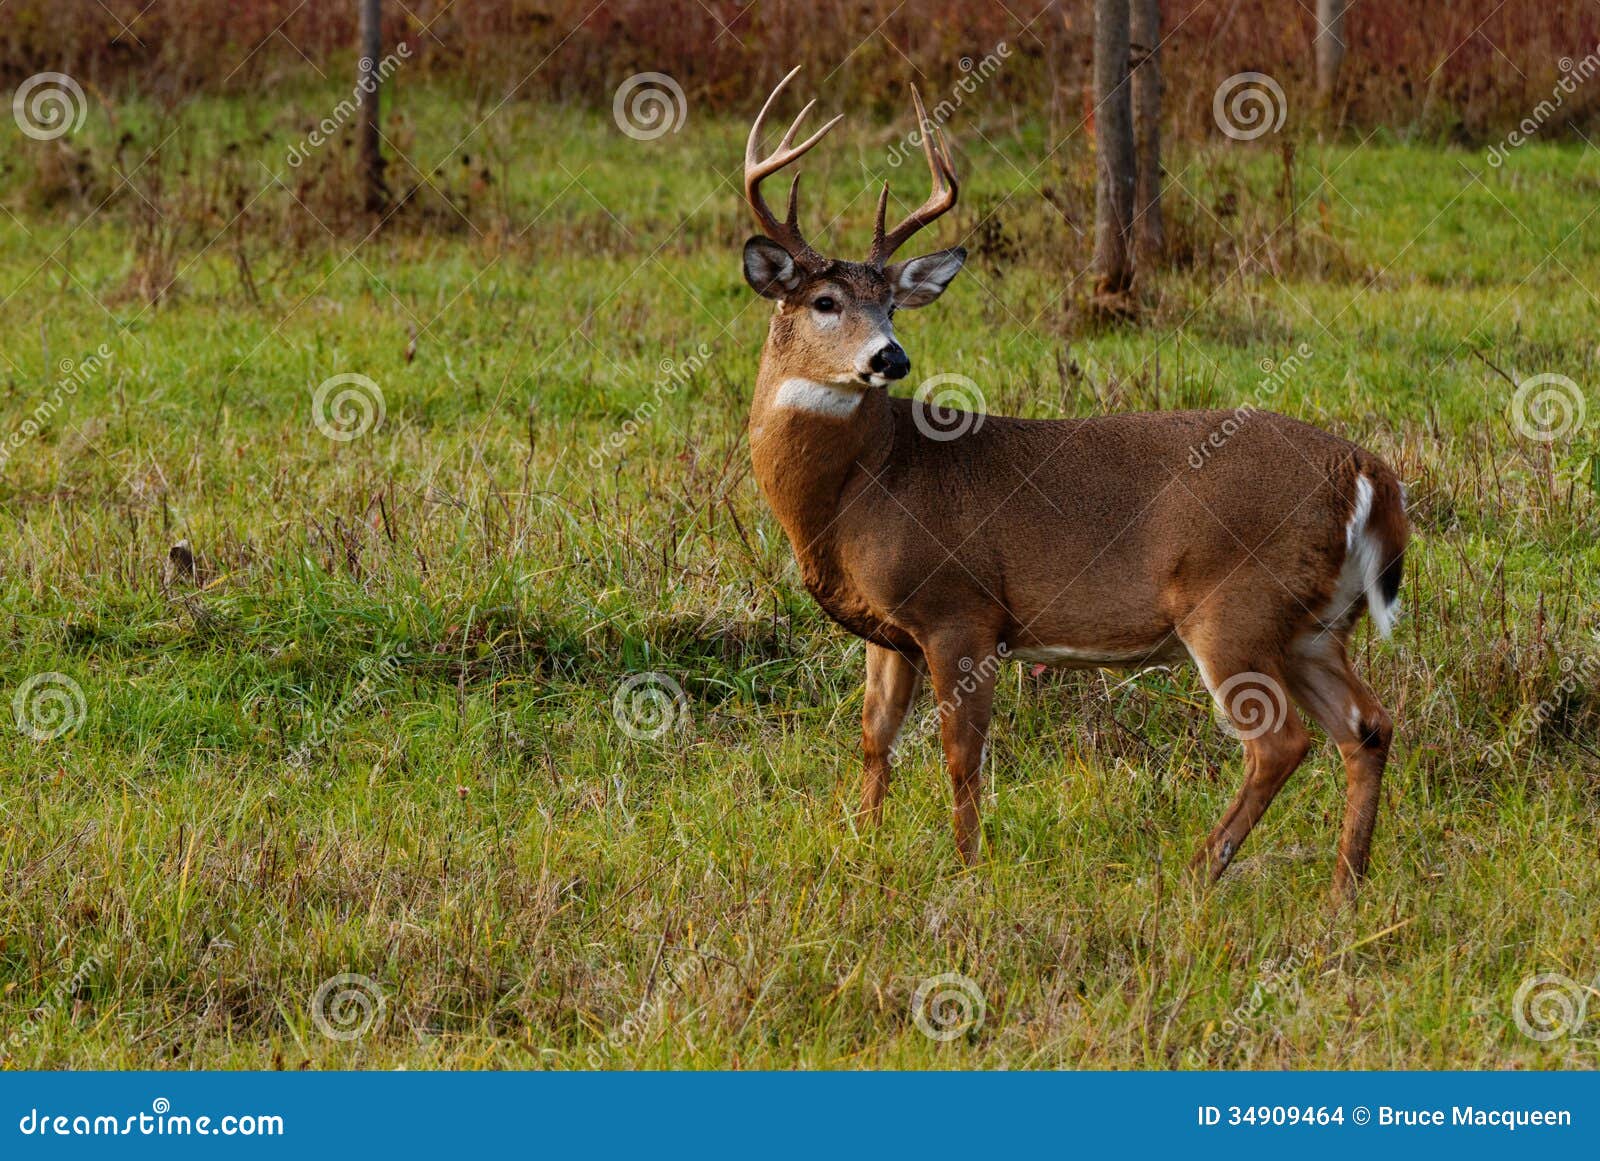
1 84 1598 1068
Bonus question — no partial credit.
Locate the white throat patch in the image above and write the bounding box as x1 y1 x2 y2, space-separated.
774 377 863 418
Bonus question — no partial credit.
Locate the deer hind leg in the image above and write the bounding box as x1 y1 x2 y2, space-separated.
921 632 1000 865
859 644 924 823
1285 630 1393 899
1182 634 1312 883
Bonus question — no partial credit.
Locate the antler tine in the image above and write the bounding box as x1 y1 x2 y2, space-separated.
744 66 843 271
868 84 960 267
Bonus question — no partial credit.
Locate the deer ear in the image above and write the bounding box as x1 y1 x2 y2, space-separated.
743 237 805 299
886 246 966 308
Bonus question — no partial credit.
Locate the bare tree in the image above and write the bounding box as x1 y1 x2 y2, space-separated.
358 0 388 213
1315 0 1348 107
1093 0 1136 305
1130 0 1164 262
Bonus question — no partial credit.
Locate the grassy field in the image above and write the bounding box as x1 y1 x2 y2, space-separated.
1 84 1598 1069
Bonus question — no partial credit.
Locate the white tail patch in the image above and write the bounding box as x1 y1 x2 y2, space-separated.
1330 474 1399 637
774 377 863 418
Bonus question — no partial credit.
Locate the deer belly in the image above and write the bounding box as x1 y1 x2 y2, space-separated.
1005 640 1184 669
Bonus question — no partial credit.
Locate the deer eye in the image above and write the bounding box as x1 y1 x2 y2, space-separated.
812 296 837 313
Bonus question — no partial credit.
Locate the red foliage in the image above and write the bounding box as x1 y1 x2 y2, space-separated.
8 1 1598 137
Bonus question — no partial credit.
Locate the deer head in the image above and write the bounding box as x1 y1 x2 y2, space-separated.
741 67 966 389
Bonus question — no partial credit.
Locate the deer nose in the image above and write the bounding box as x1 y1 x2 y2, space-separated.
870 343 910 381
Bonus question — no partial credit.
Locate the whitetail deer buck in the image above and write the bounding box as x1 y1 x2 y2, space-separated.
740 68 1407 897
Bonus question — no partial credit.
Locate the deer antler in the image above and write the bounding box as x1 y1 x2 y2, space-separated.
867 85 959 267
744 66 843 272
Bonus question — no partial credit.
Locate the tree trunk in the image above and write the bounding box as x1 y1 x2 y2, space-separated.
1315 0 1348 106
1130 0 1163 263
1093 0 1136 302
358 0 388 213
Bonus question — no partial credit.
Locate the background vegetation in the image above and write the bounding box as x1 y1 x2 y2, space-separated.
5 1 1600 137
1 5 1597 1068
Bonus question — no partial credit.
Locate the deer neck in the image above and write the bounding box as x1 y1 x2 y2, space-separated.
748 351 892 560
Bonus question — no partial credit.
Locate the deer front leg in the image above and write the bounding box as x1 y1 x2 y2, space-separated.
923 632 1001 865
860 644 925 824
